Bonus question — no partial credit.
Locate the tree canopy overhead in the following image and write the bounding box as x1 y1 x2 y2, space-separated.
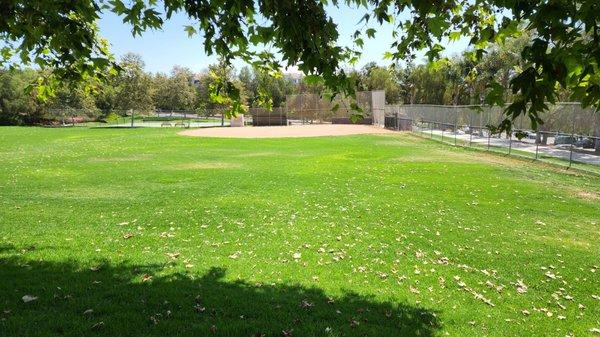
1 0 598 131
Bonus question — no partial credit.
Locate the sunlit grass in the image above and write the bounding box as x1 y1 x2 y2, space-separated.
0 127 598 336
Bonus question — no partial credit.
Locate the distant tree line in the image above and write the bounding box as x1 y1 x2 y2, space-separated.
0 34 573 126
0 53 300 125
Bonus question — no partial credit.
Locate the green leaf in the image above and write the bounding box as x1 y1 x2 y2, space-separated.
184 25 197 38
331 103 340 113
448 31 462 42
304 75 323 85
366 28 376 39
354 38 364 48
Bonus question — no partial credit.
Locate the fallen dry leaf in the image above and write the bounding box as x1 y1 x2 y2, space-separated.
91 322 104 331
21 295 37 303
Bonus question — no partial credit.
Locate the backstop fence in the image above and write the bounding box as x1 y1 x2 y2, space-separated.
384 103 600 173
284 90 385 125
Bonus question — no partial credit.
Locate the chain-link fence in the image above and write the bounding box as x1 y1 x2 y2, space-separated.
46 109 231 128
48 91 386 128
385 103 600 173
284 91 384 125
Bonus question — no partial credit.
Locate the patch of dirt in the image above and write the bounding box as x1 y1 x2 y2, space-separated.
575 191 600 201
89 154 154 163
232 151 279 157
42 187 136 201
169 162 242 170
533 235 594 251
179 124 394 138
374 139 417 147
392 151 474 164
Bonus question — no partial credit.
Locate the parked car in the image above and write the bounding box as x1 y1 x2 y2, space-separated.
526 131 537 140
554 135 577 145
574 137 596 149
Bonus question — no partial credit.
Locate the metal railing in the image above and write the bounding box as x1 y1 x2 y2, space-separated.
385 103 600 173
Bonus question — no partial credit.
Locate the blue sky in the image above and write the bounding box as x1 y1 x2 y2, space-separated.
98 5 469 74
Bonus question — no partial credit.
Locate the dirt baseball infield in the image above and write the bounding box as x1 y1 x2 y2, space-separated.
179 124 394 138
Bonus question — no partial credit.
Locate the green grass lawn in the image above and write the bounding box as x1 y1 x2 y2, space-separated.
0 127 598 337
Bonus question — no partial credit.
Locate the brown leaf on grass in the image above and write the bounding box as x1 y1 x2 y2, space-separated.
91 322 104 331
436 257 449 265
123 233 134 239
142 274 153 282
194 303 206 313
515 280 528 294
21 295 37 303
300 299 314 309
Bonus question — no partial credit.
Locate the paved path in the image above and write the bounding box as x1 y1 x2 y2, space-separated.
426 129 600 166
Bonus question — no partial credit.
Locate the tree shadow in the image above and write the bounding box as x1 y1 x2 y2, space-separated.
0 244 16 253
0 257 440 336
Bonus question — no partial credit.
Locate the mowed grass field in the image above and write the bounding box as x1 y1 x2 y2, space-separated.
0 127 598 337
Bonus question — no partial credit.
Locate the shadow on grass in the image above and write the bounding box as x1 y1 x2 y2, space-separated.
0 244 16 253
0 257 440 336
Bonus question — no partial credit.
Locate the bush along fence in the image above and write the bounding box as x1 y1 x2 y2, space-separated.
384 103 600 174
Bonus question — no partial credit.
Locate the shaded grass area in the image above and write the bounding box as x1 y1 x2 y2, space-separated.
1 257 436 337
0 127 599 336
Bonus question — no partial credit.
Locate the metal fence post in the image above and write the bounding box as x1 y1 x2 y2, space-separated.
508 131 512 155
469 113 473 147
487 130 491 151
454 109 458 146
535 136 539 160
569 112 575 168
396 109 399 131
430 121 433 138
569 140 574 168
